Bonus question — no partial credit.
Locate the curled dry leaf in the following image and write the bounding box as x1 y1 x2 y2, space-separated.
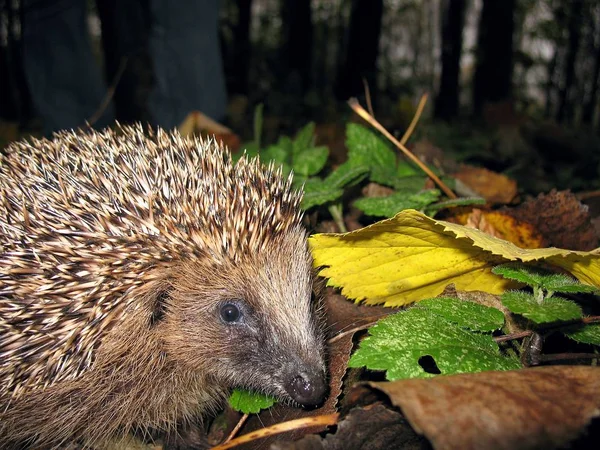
502 190 598 251
351 366 600 450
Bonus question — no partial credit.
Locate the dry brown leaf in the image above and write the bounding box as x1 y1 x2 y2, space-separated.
453 165 517 204
271 404 429 450
178 111 241 151
450 209 546 249
353 366 600 450
503 190 598 251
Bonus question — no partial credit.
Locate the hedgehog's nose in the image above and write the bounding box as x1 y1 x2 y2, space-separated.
286 370 327 407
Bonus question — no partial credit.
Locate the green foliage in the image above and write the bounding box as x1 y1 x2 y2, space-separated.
564 324 600 346
493 263 599 349
418 297 506 332
425 197 487 216
492 263 597 303
228 389 276 414
346 123 398 186
349 297 519 380
501 290 583 324
238 120 469 215
353 189 440 217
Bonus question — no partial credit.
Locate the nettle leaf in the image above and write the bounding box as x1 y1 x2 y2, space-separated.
425 197 487 216
564 324 600 346
346 123 398 186
293 122 316 156
541 275 598 296
229 389 276 414
301 178 343 210
349 299 520 380
293 146 329 177
262 142 290 166
492 264 597 295
501 290 583 324
396 161 420 177
325 161 370 189
417 297 505 332
354 189 440 218
387 176 428 192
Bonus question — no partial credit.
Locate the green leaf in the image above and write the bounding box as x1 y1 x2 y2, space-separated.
425 197 487 216
346 123 398 186
293 122 316 156
262 139 291 165
353 190 440 217
563 324 600 346
229 389 276 414
387 176 428 192
396 161 420 177
493 263 598 296
293 146 329 177
349 302 520 380
325 161 370 189
301 178 343 210
417 297 505 332
501 290 583 324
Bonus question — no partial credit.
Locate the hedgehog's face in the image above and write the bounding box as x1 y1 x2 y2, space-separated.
156 229 327 407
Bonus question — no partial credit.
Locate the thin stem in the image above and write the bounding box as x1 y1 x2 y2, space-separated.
328 203 347 233
348 98 457 199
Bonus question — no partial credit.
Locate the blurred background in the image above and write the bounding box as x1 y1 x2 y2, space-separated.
1 0 599 193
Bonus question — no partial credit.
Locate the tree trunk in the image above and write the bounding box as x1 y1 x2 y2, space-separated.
582 8 600 125
556 0 583 123
229 0 252 95
335 0 383 100
434 0 467 121
280 0 313 91
472 0 515 115
95 0 152 123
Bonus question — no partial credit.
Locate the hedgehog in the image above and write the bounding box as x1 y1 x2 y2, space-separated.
0 125 326 448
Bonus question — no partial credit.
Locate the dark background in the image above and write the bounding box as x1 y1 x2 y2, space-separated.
1 0 600 164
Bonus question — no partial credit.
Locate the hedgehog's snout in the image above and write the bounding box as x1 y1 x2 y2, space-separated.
285 370 327 407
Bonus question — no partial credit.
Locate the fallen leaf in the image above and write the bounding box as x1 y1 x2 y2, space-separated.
502 190 598 251
455 209 546 249
353 366 600 450
271 404 428 450
309 209 600 306
178 111 240 151
453 165 517 204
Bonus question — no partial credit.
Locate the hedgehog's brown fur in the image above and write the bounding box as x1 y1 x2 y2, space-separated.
0 125 326 448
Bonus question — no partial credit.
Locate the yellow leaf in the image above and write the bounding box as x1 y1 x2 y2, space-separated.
309 209 600 307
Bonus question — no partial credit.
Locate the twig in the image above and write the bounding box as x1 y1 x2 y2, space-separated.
88 56 129 126
348 97 457 199
494 330 533 343
537 353 599 363
212 414 339 450
400 94 428 145
362 78 375 117
221 413 249 445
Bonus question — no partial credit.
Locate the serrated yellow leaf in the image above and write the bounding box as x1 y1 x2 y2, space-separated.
309 209 600 307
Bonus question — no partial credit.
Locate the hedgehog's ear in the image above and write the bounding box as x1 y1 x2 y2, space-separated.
149 287 171 327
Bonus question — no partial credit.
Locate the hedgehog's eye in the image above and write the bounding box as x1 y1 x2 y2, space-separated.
220 303 242 323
